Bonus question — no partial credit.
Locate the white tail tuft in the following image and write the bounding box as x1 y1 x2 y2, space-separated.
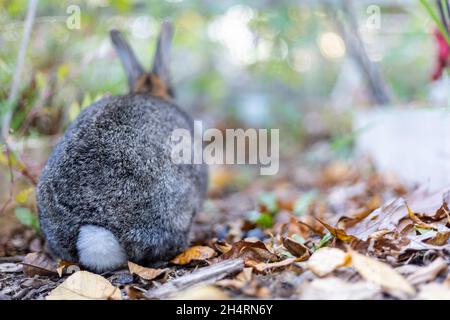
77 225 127 273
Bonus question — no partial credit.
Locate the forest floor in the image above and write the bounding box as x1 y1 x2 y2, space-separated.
1 152 450 300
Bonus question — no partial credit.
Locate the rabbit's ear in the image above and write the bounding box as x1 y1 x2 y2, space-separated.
110 29 145 92
151 21 173 96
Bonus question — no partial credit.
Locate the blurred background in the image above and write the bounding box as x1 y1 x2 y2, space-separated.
0 0 447 236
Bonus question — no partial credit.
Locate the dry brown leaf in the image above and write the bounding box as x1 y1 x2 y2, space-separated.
347 198 407 240
170 246 216 265
337 195 381 229
171 285 229 300
219 240 278 265
213 240 232 254
236 267 253 282
406 203 435 230
125 285 147 300
316 218 357 242
350 250 415 295
252 257 296 273
425 231 450 246
56 260 79 277
307 247 350 277
46 271 122 300
216 268 253 290
128 261 168 281
282 237 310 259
22 252 56 277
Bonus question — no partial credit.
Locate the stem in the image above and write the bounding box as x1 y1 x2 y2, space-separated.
1 0 39 140
420 0 450 46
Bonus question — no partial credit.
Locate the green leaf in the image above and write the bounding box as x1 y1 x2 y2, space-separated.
255 212 274 229
420 0 450 46
15 207 40 232
414 226 432 235
312 233 333 252
245 210 273 229
15 188 34 204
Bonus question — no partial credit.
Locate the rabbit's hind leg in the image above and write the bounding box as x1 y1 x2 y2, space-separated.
76 224 127 273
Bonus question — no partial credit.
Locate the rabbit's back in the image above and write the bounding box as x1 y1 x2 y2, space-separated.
37 94 207 267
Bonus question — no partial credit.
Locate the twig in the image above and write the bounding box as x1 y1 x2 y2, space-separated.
0 145 16 216
0 255 25 263
145 259 244 299
1 0 38 140
330 0 392 106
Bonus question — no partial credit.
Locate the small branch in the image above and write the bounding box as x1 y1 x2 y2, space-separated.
145 259 244 299
0 145 16 216
333 0 392 106
0 255 25 263
1 0 39 140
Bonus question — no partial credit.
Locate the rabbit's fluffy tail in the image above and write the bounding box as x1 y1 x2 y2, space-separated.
76 225 127 273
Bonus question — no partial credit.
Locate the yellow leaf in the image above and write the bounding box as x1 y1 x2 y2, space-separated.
56 260 79 277
128 261 168 281
0 149 26 171
57 64 69 82
15 188 34 204
307 247 350 277
350 250 415 295
406 202 434 230
46 271 122 300
316 218 357 242
170 246 216 265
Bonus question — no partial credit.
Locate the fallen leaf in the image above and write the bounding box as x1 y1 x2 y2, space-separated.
125 285 147 300
307 247 350 277
347 198 407 240
56 260 79 277
170 246 216 265
406 202 434 230
425 231 450 246
219 240 278 266
350 250 415 295
46 271 122 300
337 195 381 229
128 261 168 281
15 188 34 204
299 277 380 300
417 283 450 300
407 258 448 286
282 236 310 258
213 240 232 253
252 258 296 273
22 252 56 277
171 285 229 300
236 267 253 282
316 218 357 242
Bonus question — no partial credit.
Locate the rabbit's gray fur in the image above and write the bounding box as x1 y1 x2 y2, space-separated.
36 24 208 272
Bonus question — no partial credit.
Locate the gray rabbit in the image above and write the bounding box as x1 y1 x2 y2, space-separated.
36 22 208 272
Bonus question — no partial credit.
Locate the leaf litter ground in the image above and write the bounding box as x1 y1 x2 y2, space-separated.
1 158 450 300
